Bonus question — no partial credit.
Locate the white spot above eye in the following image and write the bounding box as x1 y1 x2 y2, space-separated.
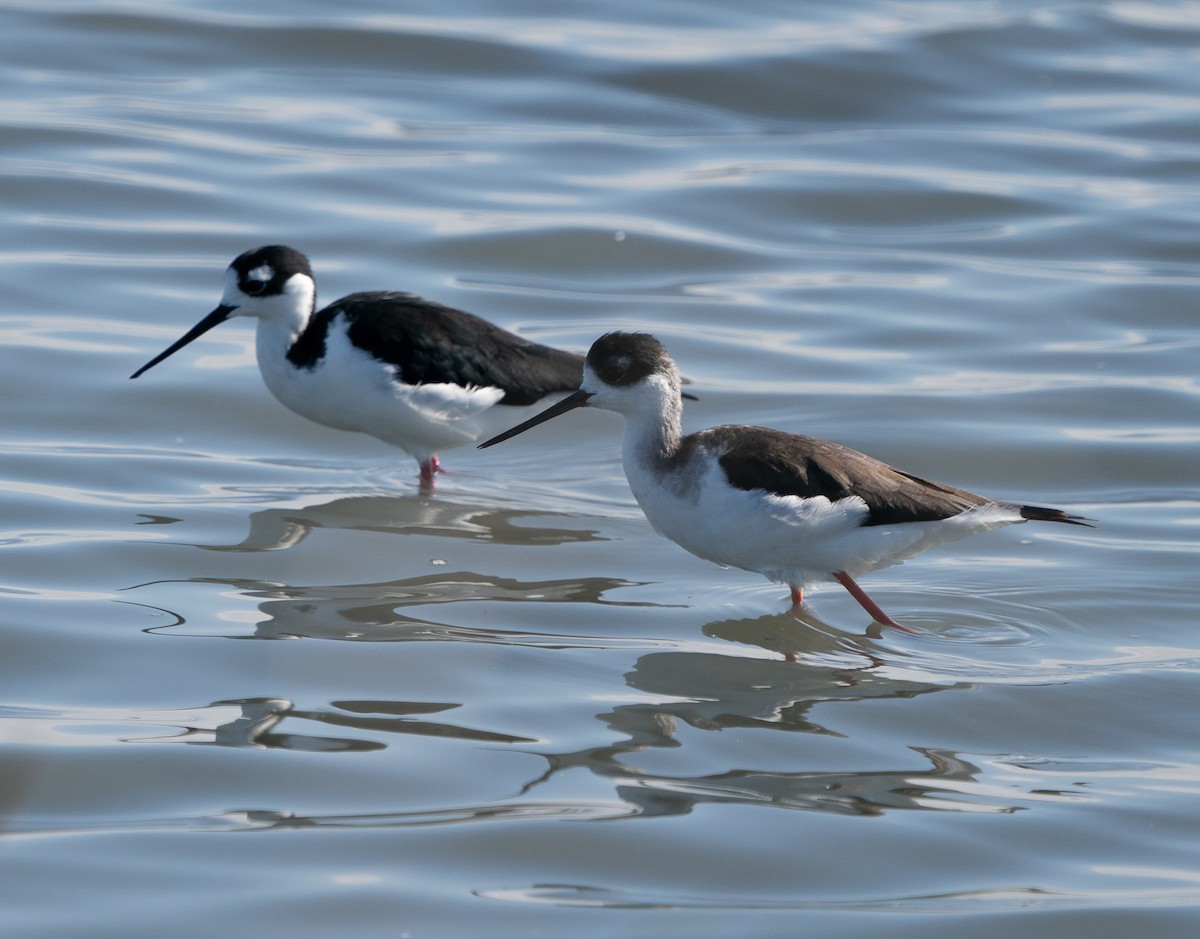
248 263 274 284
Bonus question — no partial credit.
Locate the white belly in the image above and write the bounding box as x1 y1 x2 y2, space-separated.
625 451 1023 588
255 317 535 462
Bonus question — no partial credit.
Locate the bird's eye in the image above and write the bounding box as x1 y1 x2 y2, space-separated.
599 354 632 384
242 263 274 296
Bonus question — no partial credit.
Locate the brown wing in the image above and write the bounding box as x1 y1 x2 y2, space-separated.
709 425 1005 526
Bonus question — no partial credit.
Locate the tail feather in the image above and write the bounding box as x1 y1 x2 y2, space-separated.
1019 504 1095 527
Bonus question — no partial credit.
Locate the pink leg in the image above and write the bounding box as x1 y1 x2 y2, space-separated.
418 455 441 489
834 571 921 634
782 586 805 662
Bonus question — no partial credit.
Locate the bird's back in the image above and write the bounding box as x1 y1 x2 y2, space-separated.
699 425 1087 528
296 292 583 404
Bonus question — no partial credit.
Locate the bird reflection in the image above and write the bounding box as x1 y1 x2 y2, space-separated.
509 640 989 819
701 608 894 664
106 637 1076 834
129 571 662 644
118 571 1075 824
181 493 604 552
168 696 533 751
202 746 1019 834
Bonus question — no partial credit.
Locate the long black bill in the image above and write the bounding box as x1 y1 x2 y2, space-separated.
129 304 236 379
477 389 594 449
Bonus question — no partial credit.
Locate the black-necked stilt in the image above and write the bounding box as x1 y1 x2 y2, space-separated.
479 331 1093 630
131 245 584 487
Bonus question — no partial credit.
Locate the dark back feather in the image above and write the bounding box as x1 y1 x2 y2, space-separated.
288 292 583 405
706 425 1077 527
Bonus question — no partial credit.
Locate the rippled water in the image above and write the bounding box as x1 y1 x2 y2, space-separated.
2 1 1199 936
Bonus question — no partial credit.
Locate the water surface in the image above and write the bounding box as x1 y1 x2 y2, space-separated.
1 1 1198 936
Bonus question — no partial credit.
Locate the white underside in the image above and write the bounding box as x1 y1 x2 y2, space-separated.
255 314 557 464
623 439 1025 588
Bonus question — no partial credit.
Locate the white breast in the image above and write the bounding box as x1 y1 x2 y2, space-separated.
254 314 507 461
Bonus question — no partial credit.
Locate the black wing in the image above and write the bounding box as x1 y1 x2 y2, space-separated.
290 292 583 405
708 425 1089 527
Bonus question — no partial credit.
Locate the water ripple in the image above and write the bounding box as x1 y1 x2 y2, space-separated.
3 1 1198 933
478 877 1200 912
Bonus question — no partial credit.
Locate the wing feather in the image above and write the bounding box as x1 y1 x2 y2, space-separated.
290 292 583 405
708 426 996 526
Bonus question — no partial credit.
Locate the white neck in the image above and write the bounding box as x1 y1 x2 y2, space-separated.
619 374 684 497
242 275 318 399
254 306 309 359
238 273 316 355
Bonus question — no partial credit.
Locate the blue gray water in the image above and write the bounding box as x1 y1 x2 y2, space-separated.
2 2 1198 936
